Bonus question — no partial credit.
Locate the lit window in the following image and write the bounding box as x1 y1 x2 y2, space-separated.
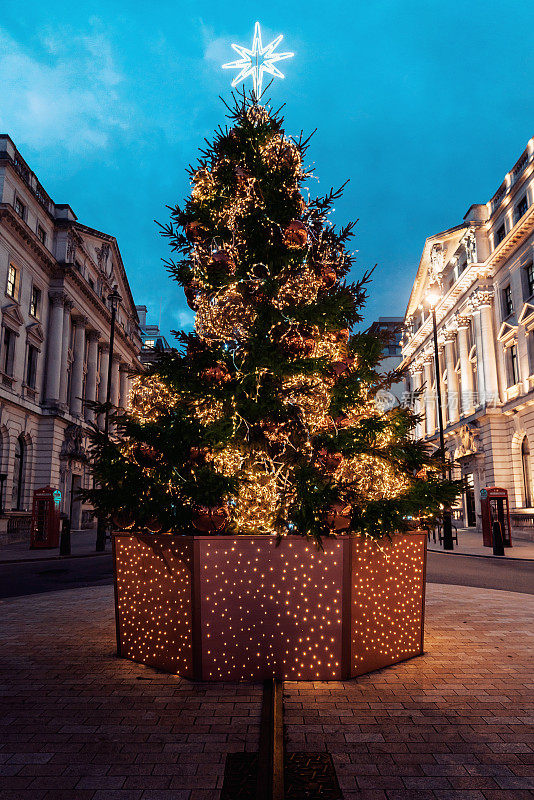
144 339 156 348
6 264 19 300
29 286 41 319
14 197 25 219
37 225 47 245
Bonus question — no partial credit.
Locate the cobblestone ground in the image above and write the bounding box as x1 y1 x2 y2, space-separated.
0 586 261 800
286 585 534 800
0 584 532 800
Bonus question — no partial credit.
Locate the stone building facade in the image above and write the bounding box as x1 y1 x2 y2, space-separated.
0 135 141 542
401 136 534 541
136 304 171 365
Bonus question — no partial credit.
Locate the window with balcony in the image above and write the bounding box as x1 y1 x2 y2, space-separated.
507 343 519 386
502 284 514 318
26 344 38 389
515 195 528 224
14 197 25 220
495 223 506 247
37 225 47 245
29 285 41 319
6 264 19 300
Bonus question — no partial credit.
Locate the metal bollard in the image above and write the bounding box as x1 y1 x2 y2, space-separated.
59 516 71 556
492 520 505 557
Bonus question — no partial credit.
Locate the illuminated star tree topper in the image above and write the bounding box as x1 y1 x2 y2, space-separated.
222 21 294 99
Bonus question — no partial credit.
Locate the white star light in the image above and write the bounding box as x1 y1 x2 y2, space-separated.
222 22 294 99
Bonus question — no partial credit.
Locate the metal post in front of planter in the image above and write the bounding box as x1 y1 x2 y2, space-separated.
96 285 122 553
428 292 454 551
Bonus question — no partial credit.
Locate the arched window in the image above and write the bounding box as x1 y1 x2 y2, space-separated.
521 436 532 508
11 435 25 510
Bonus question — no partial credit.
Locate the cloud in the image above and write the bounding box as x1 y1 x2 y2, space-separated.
0 20 131 154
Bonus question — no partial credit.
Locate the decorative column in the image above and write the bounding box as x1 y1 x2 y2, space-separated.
59 299 73 407
444 331 459 424
84 331 100 422
423 356 436 435
97 344 109 430
69 316 87 417
119 364 130 410
456 315 475 414
479 298 500 407
45 292 65 404
110 355 120 408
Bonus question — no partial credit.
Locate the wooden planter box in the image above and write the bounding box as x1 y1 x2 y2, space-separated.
113 531 426 681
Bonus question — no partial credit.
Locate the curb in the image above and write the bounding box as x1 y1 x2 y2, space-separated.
0 550 111 565
428 547 534 563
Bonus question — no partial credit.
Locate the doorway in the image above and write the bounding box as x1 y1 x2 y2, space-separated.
70 474 82 530
465 473 476 527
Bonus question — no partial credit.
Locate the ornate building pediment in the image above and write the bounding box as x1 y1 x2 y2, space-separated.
518 302 534 330
2 302 24 328
497 320 518 343
26 322 44 346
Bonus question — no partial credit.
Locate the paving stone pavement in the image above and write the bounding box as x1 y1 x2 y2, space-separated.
0 583 532 800
286 584 534 799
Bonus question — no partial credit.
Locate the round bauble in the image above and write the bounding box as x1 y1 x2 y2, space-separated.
334 329 350 344
329 357 355 378
324 501 352 532
189 446 212 465
281 329 315 358
283 220 308 249
133 442 160 468
185 220 207 242
320 267 338 289
145 517 163 533
184 280 202 311
208 250 236 275
317 448 343 474
191 503 230 534
200 362 231 384
112 509 136 530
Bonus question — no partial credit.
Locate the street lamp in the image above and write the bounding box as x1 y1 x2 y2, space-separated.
96 285 122 552
427 290 454 551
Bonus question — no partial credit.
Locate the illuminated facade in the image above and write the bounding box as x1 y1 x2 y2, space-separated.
401 136 534 541
0 135 141 543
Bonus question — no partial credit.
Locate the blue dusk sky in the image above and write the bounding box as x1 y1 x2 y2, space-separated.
1 1 533 336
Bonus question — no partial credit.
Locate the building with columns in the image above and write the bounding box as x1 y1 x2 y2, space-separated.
401 136 534 541
0 135 142 543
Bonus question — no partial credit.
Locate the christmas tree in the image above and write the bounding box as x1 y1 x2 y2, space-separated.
86 93 458 544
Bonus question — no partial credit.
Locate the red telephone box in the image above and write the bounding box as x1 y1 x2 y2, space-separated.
480 487 512 548
30 487 61 549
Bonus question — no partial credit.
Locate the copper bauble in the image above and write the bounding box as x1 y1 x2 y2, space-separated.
112 509 135 530
329 358 355 378
281 330 315 357
185 221 206 242
325 502 352 531
317 448 343 474
145 517 163 533
133 442 160 468
208 250 236 275
201 362 231 384
283 220 308 249
184 281 201 311
192 504 230 534
320 267 338 289
189 446 212 465
334 329 350 343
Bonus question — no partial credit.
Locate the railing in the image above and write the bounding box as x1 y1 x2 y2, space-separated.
511 150 529 184
511 513 534 528
491 183 506 214
4 513 32 545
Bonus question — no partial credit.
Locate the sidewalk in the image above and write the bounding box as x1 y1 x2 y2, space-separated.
0 529 109 563
0 582 532 799
427 527 534 560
